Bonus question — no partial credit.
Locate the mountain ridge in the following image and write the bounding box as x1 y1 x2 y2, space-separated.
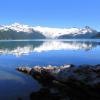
0 23 99 39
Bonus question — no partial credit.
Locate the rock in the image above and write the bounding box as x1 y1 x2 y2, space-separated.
16 64 100 100
16 67 31 74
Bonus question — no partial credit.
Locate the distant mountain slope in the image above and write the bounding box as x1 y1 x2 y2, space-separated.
33 26 98 39
0 23 99 39
58 32 99 39
0 29 45 40
94 32 100 38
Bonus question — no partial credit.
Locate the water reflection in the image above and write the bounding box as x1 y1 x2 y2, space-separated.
0 70 23 81
0 40 99 56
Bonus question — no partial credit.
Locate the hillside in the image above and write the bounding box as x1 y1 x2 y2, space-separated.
0 29 45 40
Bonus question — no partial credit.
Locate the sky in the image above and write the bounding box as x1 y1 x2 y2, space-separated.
0 0 100 30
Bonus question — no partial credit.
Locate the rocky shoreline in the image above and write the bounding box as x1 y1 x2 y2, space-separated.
17 64 100 100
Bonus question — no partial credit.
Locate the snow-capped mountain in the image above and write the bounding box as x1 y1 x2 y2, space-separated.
0 23 33 33
0 23 99 39
0 23 45 39
33 26 97 38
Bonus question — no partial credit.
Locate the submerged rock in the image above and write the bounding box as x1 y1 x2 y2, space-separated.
17 64 100 100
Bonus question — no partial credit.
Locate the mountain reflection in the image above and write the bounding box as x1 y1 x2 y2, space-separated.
0 40 99 56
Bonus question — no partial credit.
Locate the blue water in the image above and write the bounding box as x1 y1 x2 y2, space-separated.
0 39 100 100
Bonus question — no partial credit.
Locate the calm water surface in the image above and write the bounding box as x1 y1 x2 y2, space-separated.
0 39 100 100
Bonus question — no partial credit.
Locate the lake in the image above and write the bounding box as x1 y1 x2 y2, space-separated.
0 39 100 100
